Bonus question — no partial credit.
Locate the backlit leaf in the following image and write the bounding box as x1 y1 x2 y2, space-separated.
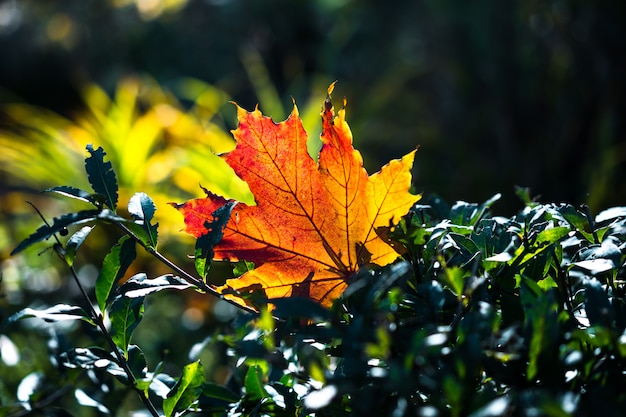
164 361 206 417
128 192 159 248
95 235 137 313
85 144 118 211
174 88 420 308
244 364 267 402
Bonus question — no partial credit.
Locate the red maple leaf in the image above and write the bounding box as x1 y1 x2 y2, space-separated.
173 86 420 308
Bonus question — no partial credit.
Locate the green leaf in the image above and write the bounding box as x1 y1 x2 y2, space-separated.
515 186 538 207
96 235 137 313
64 226 94 266
270 297 332 321
194 202 233 279
534 226 571 247
11 210 100 255
233 260 255 277
149 373 177 399
127 345 149 391
128 192 156 222
520 250 551 281
443 266 466 300
128 192 159 248
557 205 595 242
447 233 480 265
513 226 571 268
201 383 240 403
117 273 193 298
164 361 206 417
595 206 626 223
520 280 560 382
85 144 118 211
16 372 44 404
574 259 616 275
584 278 613 326
244 364 267 402
536 276 558 290
577 238 622 265
60 347 128 383
109 295 144 355
74 388 110 414
45 186 96 205
4 304 94 328
448 194 500 227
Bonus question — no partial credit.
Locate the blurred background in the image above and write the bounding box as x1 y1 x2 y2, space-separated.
1 0 624 212
0 0 625 411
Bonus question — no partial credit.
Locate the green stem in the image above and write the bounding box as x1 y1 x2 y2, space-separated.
29 203 161 417
114 221 257 315
56 248 162 417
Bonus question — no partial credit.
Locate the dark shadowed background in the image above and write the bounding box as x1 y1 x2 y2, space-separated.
1 0 624 213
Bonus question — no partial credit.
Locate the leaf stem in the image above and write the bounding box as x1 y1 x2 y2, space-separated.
30 203 161 417
113 221 257 315
57 249 162 417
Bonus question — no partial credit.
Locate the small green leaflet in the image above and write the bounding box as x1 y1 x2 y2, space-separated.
520 280 559 382
75 389 110 414
64 226 95 266
11 210 101 255
194 202 234 279
45 186 95 205
126 345 149 389
164 361 206 417
85 144 118 212
244 364 268 402
4 304 94 328
109 295 144 356
95 235 137 313
128 192 159 248
116 274 193 298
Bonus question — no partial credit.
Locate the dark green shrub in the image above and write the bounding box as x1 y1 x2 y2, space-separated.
2 147 626 416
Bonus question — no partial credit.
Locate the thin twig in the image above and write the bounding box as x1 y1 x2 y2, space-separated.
60 258 161 417
113 221 258 315
7 385 72 417
29 203 161 417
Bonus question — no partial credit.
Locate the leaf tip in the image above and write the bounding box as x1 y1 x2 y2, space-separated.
327 81 337 97
168 201 182 210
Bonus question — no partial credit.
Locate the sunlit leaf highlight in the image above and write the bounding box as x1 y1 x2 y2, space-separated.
175 89 420 308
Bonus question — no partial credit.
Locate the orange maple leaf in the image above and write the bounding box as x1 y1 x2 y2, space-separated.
173 86 420 308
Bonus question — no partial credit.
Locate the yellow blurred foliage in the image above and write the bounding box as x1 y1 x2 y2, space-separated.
0 75 254 258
